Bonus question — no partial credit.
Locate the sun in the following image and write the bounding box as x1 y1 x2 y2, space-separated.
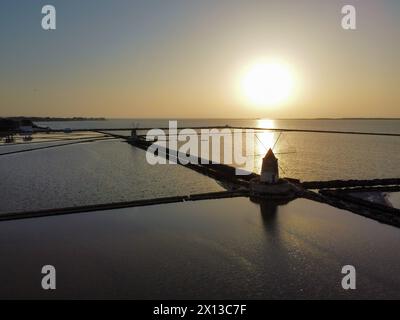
240 61 295 107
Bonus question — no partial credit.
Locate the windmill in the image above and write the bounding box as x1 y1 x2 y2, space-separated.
131 121 140 140
253 130 296 176
248 129 299 198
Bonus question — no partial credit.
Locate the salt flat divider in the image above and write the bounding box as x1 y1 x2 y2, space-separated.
0 191 248 222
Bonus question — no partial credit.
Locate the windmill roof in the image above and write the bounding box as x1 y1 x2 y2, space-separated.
264 148 277 160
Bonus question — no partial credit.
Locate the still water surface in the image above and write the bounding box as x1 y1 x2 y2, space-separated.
0 197 399 299
0 139 224 213
1 119 399 213
0 119 399 299
39 119 400 181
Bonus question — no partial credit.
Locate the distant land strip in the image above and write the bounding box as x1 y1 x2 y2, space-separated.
52 126 400 137
0 136 117 156
3 116 106 121
0 134 109 148
301 178 400 189
0 191 247 221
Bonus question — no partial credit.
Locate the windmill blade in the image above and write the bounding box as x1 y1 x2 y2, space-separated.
255 131 281 153
132 121 140 129
272 132 282 151
255 133 268 151
274 151 297 155
245 151 296 157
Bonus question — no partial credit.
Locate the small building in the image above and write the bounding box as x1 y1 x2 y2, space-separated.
19 119 34 135
260 148 279 184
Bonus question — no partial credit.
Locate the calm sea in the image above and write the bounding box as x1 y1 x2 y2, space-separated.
1 197 400 299
0 119 399 213
0 119 399 299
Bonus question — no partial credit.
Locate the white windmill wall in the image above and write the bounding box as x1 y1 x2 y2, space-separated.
260 171 279 183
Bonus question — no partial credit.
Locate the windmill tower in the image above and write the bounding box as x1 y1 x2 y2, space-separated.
254 131 290 183
260 148 279 184
131 122 140 141
250 131 297 199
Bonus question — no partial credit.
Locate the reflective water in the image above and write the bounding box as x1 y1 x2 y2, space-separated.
38 119 400 181
0 197 399 299
1 119 399 213
0 139 224 213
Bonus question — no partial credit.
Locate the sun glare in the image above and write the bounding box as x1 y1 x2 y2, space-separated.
241 61 295 107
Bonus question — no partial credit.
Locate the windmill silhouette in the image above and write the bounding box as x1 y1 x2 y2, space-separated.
253 131 296 175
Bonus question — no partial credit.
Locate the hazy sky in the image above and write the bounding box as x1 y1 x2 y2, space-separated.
1 0 399 118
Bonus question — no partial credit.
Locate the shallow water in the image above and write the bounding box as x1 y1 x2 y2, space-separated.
0 197 399 299
0 132 105 147
38 119 400 181
1 119 399 213
0 139 224 213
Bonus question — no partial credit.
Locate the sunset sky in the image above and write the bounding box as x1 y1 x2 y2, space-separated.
1 0 399 118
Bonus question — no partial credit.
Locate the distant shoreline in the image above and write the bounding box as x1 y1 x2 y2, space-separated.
289 118 400 121
2 117 400 121
103 117 400 120
4 117 106 122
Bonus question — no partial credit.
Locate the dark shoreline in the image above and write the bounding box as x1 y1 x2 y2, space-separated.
3 117 106 122
3 117 400 121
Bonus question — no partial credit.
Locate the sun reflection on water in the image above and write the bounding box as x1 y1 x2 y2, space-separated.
256 119 277 155
251 119 279 173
